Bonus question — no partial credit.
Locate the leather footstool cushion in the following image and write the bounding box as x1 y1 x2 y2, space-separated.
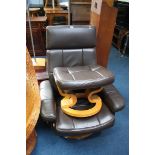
55 100 115 136
53 65 114 90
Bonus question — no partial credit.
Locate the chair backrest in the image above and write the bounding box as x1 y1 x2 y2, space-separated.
46 25 97 73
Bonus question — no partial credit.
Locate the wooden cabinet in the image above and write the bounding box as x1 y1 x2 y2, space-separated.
44 7 68 25
90 0 117 67
70 0 91 24
26 16 47 56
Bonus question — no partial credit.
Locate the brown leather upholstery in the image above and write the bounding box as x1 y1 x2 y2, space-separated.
56 102 115 136
47 48 96 73
40 80 56 122
46 25 114 90
40 80 124 136
46 25 96 49
46 26 97 81
101 85 125 112
39 26 125 137
53 65 114 90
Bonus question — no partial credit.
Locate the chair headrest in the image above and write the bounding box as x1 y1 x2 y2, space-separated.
46 25 96 49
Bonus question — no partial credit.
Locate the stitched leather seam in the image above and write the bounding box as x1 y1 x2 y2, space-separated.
54 71 64 82
91 66 101 71
82 48 84 65
67 68 75 80
56 117 115 132
94 70 104 78
96 115 101 125
69 70 88 73
62 49 64 66
72 119 75 129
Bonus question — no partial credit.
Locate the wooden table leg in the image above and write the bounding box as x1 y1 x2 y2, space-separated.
46 13 53 25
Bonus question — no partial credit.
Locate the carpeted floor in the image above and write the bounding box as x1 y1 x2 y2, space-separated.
32 46 129 155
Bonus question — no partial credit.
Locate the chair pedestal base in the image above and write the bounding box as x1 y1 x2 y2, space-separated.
64 133 93 140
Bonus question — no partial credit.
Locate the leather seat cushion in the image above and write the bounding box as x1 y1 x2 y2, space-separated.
55 99 115 136
53 65 114 90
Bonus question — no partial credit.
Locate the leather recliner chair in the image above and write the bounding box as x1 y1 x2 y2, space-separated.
40 25 125 138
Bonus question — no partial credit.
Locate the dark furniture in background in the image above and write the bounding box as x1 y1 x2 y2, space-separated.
27 1 69 57
114 1 129 28
26 16 47 56
28 0 44 8
28 0 45 16
44 7 68 25
40 25 124 138
112 1 129 55
70 0 91 24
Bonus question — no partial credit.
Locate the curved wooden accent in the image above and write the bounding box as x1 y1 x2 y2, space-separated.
26 49 41 154
57 85 103 118
26 130 37 155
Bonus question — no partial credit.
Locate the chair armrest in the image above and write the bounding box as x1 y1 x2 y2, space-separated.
101 85 125 112
40 80 56 122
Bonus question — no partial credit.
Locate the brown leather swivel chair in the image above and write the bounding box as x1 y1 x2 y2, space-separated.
40 25 124 138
